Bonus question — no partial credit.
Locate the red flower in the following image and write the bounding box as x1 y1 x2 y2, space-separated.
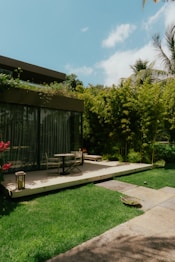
2 163 12 171
0 141 10 152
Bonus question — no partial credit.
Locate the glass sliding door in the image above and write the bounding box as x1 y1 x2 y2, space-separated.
70 112 82 151
0 103 38 171
40 108 71 166
0 102 82 172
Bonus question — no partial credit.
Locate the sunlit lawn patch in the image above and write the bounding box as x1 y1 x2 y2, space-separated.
115 166 175 189
0 184 142 262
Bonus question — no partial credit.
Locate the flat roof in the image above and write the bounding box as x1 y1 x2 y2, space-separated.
0 55 66 84
0 87 84 112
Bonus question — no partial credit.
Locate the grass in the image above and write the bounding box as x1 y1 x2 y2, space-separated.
0 184 142 262
115 165 175 189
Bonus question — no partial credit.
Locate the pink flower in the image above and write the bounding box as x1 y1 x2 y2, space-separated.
0 141 10 152
2 163 12 171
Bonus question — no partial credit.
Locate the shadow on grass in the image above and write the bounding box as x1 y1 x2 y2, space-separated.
45 235 175 262
0 185 18 218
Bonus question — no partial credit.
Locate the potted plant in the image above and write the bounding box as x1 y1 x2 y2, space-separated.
0 140 12 183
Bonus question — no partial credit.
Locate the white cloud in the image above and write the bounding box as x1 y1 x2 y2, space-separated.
97 42 163 86
97 3 175 86
65 64 93 76
81 26 89 32
143 3 175 32
65 3 175 87
164 2 175 27
102 24 136 48
143 5 165 31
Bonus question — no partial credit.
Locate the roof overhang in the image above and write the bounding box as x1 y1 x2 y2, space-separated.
0 55 66 84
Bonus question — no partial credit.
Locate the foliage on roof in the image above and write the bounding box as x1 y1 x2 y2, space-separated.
0 73 79 99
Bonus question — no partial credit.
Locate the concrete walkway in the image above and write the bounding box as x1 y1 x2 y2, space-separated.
48 180 175 262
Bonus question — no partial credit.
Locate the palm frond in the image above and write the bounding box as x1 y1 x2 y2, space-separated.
152 33 172 73
130 59 149 74
152 33 161 48
165 25 175 68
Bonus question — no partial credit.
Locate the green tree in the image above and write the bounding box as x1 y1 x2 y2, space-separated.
64 74 83 91
136 81 165 163
81 86 110 155
103 81 140 160
162 78 175 142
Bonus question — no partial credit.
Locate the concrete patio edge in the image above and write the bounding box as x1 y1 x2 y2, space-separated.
6 163 152 198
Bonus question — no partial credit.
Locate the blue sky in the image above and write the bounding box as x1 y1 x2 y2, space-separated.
0 0 175 86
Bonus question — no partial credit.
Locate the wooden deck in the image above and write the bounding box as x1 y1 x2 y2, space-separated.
1 161 152 198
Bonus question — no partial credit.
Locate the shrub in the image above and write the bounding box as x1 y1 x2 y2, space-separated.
103 153 123 162
154 143 175 164
127 149 141 163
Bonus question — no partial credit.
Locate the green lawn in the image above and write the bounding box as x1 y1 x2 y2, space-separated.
0 184 142 262
115 166 175 189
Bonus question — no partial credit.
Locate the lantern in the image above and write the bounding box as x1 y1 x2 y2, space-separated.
15 171 26 190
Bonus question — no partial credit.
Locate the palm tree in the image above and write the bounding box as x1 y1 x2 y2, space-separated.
153 25 175 75
130 59 149 74
130 59 153 84
130 59 167 84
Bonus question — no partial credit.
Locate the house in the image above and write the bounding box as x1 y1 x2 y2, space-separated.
0 55 66 84
0 56 84 172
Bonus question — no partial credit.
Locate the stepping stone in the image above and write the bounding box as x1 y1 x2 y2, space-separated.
159 196 175 211
123 186 175 211
96 180 138 193
159 186 175 195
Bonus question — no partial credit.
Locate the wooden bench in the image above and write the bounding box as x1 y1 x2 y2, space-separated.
83 154 102 161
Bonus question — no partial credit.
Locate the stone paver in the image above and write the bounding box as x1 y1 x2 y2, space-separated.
159 186 175 194
96 180 175 211
159 195 175 211
96 180 138 193
123 186 174 211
